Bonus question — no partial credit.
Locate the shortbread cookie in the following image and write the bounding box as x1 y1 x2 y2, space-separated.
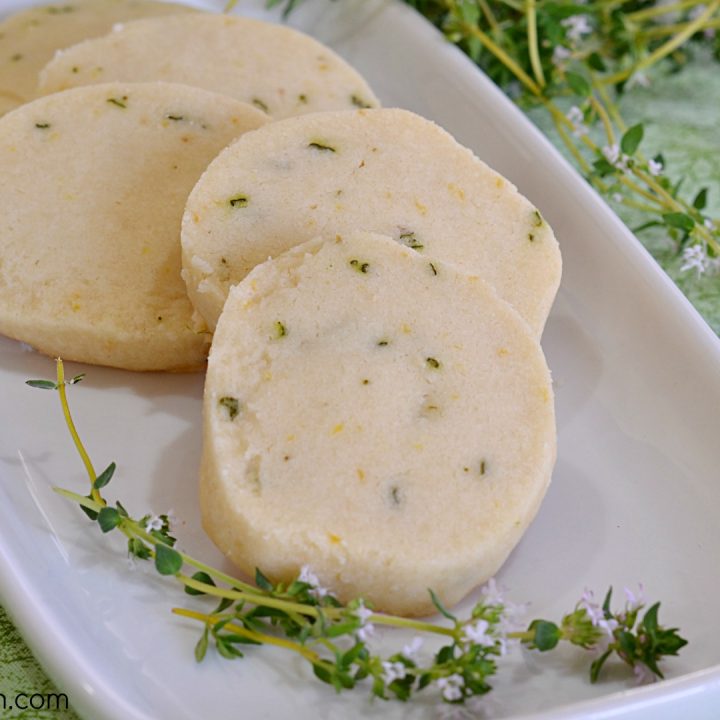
0 0 195 116
201 232 556 616
38 14 380 119
0 82 268 371
181 109 561 336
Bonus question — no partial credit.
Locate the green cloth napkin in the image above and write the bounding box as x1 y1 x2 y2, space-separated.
618 50 720 335
1 41 718 720
0 608 76 719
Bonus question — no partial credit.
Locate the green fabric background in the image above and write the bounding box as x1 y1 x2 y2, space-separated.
0 610 75 719
1 38 718 720
618 51 720 335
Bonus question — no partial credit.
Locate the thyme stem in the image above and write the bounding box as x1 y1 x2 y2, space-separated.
178 575 456 637
552 115 593 174
589 96 616 147
447 0 542 96
55 359 103 505
172 608 323 663
477 0 500 33
593 79 626 134
600 0 720 86
179 576 325 615
526 0 546 87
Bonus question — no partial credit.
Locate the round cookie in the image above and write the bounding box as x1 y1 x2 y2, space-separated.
0 82 268 371
38 14 380 120
201 232 556 617
0 0 196 117
181 108 561 337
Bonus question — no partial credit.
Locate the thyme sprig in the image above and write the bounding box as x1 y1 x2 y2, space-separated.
29 359 687 706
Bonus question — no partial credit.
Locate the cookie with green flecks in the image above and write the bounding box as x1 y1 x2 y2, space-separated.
38 13 380 120
0 0 197 117
201 232 556 617
181 108 561 337
0 81 268 371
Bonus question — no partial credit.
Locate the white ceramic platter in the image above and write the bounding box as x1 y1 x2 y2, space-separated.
1 1 720 718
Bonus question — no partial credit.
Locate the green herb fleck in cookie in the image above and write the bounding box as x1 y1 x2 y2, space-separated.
107 96 128 109
350 94 373 109
219 396 240 420
308 141 336 153
400 231 424 250
349 259 369 273
252 98 269 113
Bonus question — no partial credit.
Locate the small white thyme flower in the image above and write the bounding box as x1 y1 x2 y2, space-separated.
355 603 373 624
354 602 375 642
680 244 710 276
381 661 407 685
145 514 164 533
603 144 619 164
598 616 619 636
602 144 629 171
627 71 651 89
552 44 572 65
617 583 647 624
633 661 657 685
704 218 716 231
462 619 495 648
612 193 624 203
647 159 663 176
579 590 602 623
624 583 645 611
480 577 504 606
566 106 583 123
436 673 465 702
477 578 526 655
402 636 423 661
566 105 588 137
561 14 593 43
298 565 329 598
298 565 320 586
579 588 618 637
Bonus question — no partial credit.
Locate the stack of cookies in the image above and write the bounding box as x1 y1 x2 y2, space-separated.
0 1 560 616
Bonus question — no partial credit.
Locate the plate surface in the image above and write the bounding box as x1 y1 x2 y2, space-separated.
1 1 720 719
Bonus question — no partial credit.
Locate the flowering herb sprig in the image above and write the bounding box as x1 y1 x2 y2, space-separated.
235 0 720 286
30 360 687 707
